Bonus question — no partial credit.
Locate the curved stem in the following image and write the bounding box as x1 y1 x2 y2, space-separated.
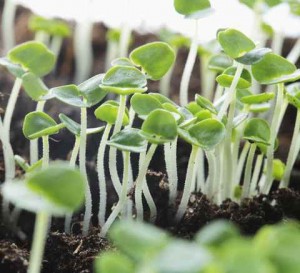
235 141 251 185
175 145 198 222
250 153 263 196
27 212 49 273
2 0 17 53
134 144 157 221
206 150 216 200
179 20 199 106
50 36 63 58
100 152 130 237
42 136 49 169
97 124 112 227
196 148 205 193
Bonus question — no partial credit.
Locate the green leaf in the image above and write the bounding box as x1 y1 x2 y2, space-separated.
195 109 212 122
285 83 300 109
249 103 271 113
21 72 49 101
216 67 252 88
111 57 135 67
0 57 26 78
208 53 233 72
109 220 170 261
2 163 85 215
130 42 175 80
186 101 202 115
272 159 285 181
141 109 178 144
8 41 56 77
59 114 81 136
23 111 63 140
78 74 108 107
195 94 217 114
159 29 190 49
94 100 129 125
235 48 272 65
108 128 147 153
252 53 299 84
177 128 199 146
27 159 43 173
100 65 147 95
174 0 211 17
51 84 86 107
86 126 105 135
189 118 226 150
243 118 270 145
148 93 176 105
195 220 239 247
95 252 135 273
217 28 255 59
287 0 300 16
131 93 163 117
240 92 275 104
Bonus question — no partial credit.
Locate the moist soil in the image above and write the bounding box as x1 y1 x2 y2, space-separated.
1 5 300 273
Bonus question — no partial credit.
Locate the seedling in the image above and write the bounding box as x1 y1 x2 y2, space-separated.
2 164 85 273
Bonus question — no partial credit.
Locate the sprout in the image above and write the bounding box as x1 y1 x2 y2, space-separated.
2 164 85 273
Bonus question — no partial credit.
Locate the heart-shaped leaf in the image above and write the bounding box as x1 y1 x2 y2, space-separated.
59 114 81 136
217 29 255 59
108 128 147 153
130 42 176 80
195 94 217 114
0 57 25 78
148 93 175 105
243 118 270 145
21 72 49 101
111 57 135 67
8 41 56 77
208 53 233 72
216 67 252 88
51 85 86 107
174 0 212 18
131 93 163 117
235 48 272 65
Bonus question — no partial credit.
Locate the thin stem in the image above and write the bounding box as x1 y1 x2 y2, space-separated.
250 153 263 196
50 36 63 58
235 141 251 186
100 152 130 237
280 109 300 188
3 78 23 139
241 143 256 199
200 54 216 100
262 83 284 194
287 38 300 64
134 144 157 221
179 20 199 106
42 136 49 169
119 0 132 57
2 0 17 53
213 85 224 103
196 148 205 193
27 212 49 273
206 150 216 200
80 107 92 236
175 145 198 222
105 41 119 71
109 95 127 196
97 124 112 227
34 31 50 45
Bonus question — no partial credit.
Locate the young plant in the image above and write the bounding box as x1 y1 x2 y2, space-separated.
174 0 213 106
2 164 85 273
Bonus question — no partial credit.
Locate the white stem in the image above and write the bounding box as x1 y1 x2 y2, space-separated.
80 107 92 236
97 124 112 227
160 49 177 97
201 54 216 100
27 212 49 273
213 85 224 103
241 143 256 199
2 0 17 53
119 0 132 57
235 141 251 185
196 148 205 193
205 150 216 200
50 36 63 58
42 136 49 169
179 20 199 106
280 109 300 188
275 99 288 135
142 179 158 223
34 31 50 45
175 145 198 222
250 154 263 196
287 38 300 64
105 41 119 71
100 152 130 237
272 31 284 55
3 78 23 139
134 144 157 221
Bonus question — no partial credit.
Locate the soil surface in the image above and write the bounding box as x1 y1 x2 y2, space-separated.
1 4 300 273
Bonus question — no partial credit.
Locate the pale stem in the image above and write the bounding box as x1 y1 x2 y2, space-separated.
287 38 300 64
34 31 50 45
280 109 300 188
119 0 132 57
50 36 63 58
2 0 17 53
175 145 198 222
142 179 158 223
109 95 127 196
213 85 224 103
134 144 157 221
100 151 130 237
3 77 23 139
105 41 119 71
275 99 288 135
42 136 49 169
196 148 205 193
262 83 284 194
201 54 216 100
272 31 284 55
205 150 216 201
179 19 199 106
241 143 256 199
27 212 49 273
250 153 263 196
80 107 92 236
235 141 251 186
97 124 112 227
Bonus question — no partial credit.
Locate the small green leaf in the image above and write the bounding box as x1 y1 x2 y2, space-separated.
106 28 121 42
8 41 56 77
272 159 285 181
177 128 199 146
208 53 233 72
286 83 300 109
257 138 279 155
100 65 147 95
174 0 211 17
87 126 105 135
235 48 272 65
141 109 178 144
243 118 270 145
148 93 175 105
240 92 275 104
51 84 86 107
189 119 225 150
186 101 202 115
111 57 135 67
23 111 62 140
195 109 212 122
78 74 108 107
95 252 135 273
2 163 85 215
59 114 81 136
216 67 252 88
252 53 299 84
94 101 129 125
195 94 217 114
249 103 271 113
0 57 26 78
109 220 170 261
217 29 255 59
130 42 175 80
27 159 43 173
131 93 163 117
21 72 49 101
108 128 147 153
